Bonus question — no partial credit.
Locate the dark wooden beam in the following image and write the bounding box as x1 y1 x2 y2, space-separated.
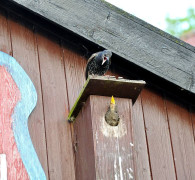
3 0 195 94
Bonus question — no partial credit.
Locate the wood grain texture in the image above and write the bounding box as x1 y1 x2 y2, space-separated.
2 4 195 180
165 98 195 180
191 107 195 144
7 14 49 179
0 11 46 179
74 95 135 179
73 97 96 180
63 47 86 109
132 96 151 180
91 95 134 179
141 89 176 180
68 76 145 122
36 31 75 180
0 8 12 55
76 95 134 179
6 0 195 94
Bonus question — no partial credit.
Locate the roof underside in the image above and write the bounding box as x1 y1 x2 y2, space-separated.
2 0 195 96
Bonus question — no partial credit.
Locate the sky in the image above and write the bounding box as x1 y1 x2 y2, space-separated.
106 0 195 31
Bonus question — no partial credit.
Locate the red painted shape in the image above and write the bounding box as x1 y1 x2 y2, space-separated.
0 66 29 179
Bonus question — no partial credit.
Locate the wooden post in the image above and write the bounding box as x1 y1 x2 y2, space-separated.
68 76 145 179
74 95 134 179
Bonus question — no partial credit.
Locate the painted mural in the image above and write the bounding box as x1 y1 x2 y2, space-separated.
0 51 46 179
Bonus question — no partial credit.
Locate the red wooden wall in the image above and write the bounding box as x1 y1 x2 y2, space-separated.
0 7 195 180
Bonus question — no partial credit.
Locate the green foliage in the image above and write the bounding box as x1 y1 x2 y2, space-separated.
166 8 195 37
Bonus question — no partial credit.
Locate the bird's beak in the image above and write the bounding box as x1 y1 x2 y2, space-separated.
102 57 108 65
111 96 115 104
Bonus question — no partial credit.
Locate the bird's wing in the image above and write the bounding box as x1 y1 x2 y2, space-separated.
85 52 99 79
87 52 99 63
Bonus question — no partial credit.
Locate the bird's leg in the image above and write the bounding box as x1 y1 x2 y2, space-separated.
91 74 98 79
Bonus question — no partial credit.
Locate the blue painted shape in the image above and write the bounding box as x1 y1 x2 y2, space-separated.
0 51 46 180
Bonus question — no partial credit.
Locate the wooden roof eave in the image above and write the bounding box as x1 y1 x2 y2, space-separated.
2 0 195 95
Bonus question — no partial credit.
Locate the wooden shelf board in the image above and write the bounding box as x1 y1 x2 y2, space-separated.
67 75 146 122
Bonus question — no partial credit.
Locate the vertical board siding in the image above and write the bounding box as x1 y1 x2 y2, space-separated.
74 95 135 179
63 47 86 109
191 107 195 143
74 97 96 180
7 15 49 179
62 46 87 155
1 6 195 180
0 9 30 179
91 96 134 180
36 31 75 180
132 96 151 180
0 9 12 55
165 98 195 180
141 89 176 180
91 96 134 179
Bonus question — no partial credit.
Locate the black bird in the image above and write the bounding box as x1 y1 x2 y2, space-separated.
85 50 112 79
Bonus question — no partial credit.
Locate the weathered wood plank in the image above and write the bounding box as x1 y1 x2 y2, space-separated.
0 8 12 55
141 89 176 180
67 76 145 121
165 98 195 180
63 47 86 109
74 95 134 179
73 97 96 180
132 96 151 180
8 13 49 179
36 30 75 180
191 107 195 143
62 46 87 169
5 0 195 94
92 95 134 179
